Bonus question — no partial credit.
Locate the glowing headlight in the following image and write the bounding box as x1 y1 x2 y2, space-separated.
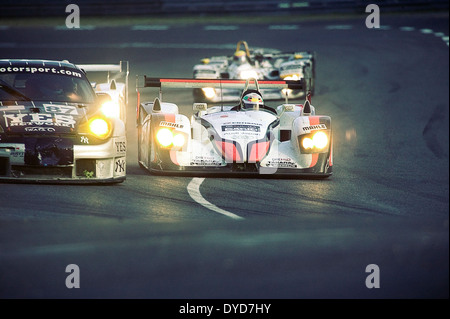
283 74 300 80
156 128 186 148
101 101 120 118
156 128 173 147
240 70 258 80
302 137 314 149
312 131 328 149
301 131 329 151
173 134 185 147
202 87 216 99
89 118 111 139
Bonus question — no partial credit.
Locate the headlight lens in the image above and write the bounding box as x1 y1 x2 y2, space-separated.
240 70 258 80
281 88 293 96
173 134 185 147
282 75 302 96
202 87 216 99
312 131 328 149
300 131 329 152
302 137 314 149
101 101 120 118
89 118 112 139
283 74 301 80
156 128 186 148
156 128 173 147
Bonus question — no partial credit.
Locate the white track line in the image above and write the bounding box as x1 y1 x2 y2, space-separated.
131 25 169 30
204 25 239 31
187 178 244 220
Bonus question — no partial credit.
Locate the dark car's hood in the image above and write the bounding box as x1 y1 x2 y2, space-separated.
0 101 92 134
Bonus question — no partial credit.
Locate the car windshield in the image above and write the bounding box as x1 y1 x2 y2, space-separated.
0 70 96 103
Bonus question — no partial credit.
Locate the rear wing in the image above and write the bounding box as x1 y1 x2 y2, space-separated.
136 77 305 125
136 76 305 107
78 61 129 106
138 77 304 90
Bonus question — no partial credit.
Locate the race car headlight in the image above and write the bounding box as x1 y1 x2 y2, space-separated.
239 70 259 80
302 137 314 150
282 75 302 96
282 88 293 96
312 131 328 149
89 117 112 139
156 128 173 147
173 133 185 147
101 101 120 118
283 74 301 80
202 87 216 99
156 128 186 148
300 131 329 152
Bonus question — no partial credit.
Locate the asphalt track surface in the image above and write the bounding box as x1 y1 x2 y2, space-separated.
0 11 448 301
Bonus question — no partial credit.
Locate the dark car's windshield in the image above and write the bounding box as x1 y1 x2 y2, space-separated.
0 70 96 103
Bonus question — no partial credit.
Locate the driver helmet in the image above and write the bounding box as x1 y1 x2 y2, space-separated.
233 50 247 65
242 92 263 110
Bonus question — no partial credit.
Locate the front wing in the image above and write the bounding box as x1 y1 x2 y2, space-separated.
142 143 332 178
140 123 332 178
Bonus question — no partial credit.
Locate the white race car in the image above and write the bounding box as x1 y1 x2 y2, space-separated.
137 77 332 178
0 59 128 183
193 40 315 103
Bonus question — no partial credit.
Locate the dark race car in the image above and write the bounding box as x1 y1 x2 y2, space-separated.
0 59 128 183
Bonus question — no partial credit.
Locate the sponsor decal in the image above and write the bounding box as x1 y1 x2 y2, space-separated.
3 113 76 128
43 104 78 115
115 141 126 153
222 124 260 132
115 159 126 173
24 127 56 132
0 144 25 160
80 136 89 144
0 66 83 78
302 124 327 132
159 121 184 129
0 105 25 111
265 158 297 168
190 156 222 166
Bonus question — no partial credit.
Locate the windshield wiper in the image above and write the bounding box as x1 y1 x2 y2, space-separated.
0 80 32 101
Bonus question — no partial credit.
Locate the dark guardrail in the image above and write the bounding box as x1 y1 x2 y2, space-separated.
0 0 448 17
